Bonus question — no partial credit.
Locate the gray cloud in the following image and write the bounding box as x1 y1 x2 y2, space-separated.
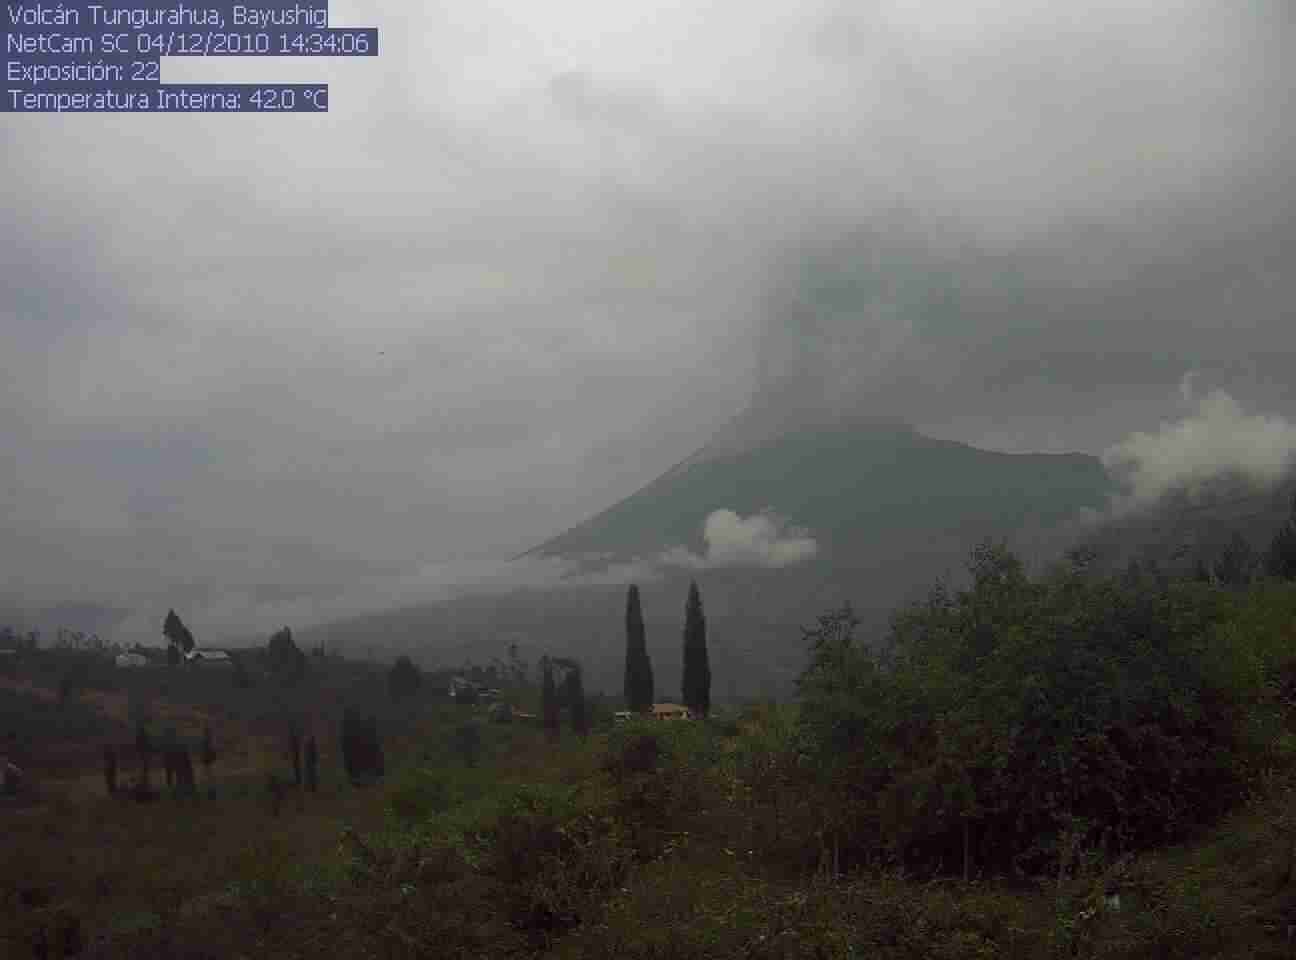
3 0 1294 640
1103 382 1296 509
660 510 818 571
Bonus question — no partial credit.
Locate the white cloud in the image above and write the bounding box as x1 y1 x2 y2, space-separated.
1103 387 1296 507
661 508 818 570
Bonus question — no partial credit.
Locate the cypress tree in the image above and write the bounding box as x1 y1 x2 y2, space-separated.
624 584 654 713
1268 494 1296 580
566 666 589 737
541 657 560 742
103 745 117 795
681 580 711 718
200 724 215 780
162 609 195 655
289 726 302 786
304 735 319 791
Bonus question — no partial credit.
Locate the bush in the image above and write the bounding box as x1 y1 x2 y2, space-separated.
341 707 385 785
452 723 482 767
387 767 456 821
797 541 1285 879
388 656 422 701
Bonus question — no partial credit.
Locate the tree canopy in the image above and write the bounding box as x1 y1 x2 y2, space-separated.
681 581 711 718
162 609 195 655
797 539 1272 877
624 585 654 713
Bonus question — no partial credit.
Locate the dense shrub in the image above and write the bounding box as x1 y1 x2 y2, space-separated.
479 783 634 945
388 656 422 701
797 541 1293 879
341 707 385 785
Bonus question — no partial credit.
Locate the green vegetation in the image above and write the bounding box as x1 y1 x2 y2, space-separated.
681 580 711 718
624 585 654 713
267 626 307 685
388 655 422 701
541 657 560 742
340 706 385 786
162 609 196 660
10 530 1296 957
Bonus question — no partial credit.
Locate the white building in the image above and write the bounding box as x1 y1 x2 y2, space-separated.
185 649 233 667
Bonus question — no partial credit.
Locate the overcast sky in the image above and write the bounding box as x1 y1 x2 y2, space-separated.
3 0 1294 640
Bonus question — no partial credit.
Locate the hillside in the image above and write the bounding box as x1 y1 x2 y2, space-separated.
1079 472 1296 577
305 414 1115 697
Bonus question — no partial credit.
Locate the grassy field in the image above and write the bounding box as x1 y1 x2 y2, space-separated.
6 646 1296 959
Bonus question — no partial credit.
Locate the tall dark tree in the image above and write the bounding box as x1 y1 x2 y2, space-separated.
162 609 195 655
103 745 117 795
681 580 712 718
267 627 306 685
134 722 152 793
341 707 384 785
231 653 251 689
304 735 319 791
1215 531 1257 588
453 723 482 766
1268 495 1296 581
565 665 589 737
200 724 215 781
388 656 422 701
623 584 654 713
541 657 560 742
289 726 302 787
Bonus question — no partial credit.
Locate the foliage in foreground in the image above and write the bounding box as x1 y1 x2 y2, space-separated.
797 542 1296 880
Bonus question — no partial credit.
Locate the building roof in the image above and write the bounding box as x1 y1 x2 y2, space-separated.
651 703 693 717
185 649 232 661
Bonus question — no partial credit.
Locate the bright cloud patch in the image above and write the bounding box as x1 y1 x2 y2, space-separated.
1103 388 1296 507
662 508 818 570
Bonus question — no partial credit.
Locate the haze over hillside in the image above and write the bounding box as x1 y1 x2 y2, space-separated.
303 404 1115 697
4 2 1294 675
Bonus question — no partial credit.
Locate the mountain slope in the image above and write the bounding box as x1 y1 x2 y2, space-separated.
306 413 1116 699
526 416 1113 567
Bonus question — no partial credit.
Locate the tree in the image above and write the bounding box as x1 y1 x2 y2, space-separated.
289 725 302 787
134 721 153 794
541 657 560 742
341 707 384 785
103 745 117 795
231 653 251 689
166 643 180 668
624 584 654 713
200 724 215 781
162 609 195 657
1268 496 1296 580
267 627 306 685
1215 531 1257 588
304 735 318 791
453 723 482 766
58 660 88 708
565 665 589 737
681 581 712 718
507 642 529 686
388 656 422 701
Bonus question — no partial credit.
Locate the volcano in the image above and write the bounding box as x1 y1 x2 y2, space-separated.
303 403 1115 698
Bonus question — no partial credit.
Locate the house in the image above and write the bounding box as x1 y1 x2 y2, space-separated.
651 703 693 721
185 649 233 667
448 676 482 700
114 652 149 668
614 704 695 722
